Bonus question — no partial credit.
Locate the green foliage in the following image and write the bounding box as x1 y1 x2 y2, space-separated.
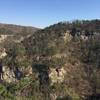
0 84 6 94
51 83 80 100
0 84 15 100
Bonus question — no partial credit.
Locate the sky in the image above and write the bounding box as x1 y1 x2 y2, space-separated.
0 0 100 28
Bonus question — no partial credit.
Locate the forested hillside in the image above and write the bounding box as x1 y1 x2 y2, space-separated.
0 20 100 100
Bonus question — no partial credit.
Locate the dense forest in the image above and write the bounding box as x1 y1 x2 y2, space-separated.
0 20 100 100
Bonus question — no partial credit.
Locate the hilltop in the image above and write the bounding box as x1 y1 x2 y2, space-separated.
0 23 39 35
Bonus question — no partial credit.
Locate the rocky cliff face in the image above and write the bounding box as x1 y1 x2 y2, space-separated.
2 66 16 83
49 67 66 84
0 48 7 59
0 35 8 43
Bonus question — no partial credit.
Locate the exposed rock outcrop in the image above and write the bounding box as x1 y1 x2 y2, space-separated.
3 66 17 83
0 35 8 43
0 48 7 59
49 67 66 84
63 31 72 43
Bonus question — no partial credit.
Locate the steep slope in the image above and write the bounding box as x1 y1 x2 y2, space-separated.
0 20 100 100
22 20 100 99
